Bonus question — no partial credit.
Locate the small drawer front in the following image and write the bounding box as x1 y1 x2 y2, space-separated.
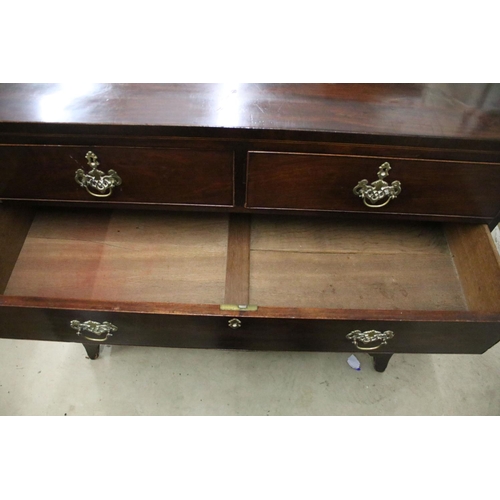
0 146 234 206
246 152 500 218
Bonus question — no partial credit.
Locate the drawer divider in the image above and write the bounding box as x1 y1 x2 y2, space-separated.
224 214 251 307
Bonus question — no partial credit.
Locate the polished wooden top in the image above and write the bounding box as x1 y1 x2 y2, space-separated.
1 83 499 148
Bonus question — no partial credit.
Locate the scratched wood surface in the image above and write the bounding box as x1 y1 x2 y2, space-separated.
5 210 497 314
249 216 467 311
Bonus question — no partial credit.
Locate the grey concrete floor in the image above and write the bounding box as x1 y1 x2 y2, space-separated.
1 226 499 416
1 338 499 415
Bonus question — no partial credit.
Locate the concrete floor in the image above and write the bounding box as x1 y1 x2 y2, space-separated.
1 227 499 416
1 338 500 416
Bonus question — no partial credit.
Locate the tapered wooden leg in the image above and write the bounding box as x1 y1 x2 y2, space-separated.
83 343 100 360
369 353 393 372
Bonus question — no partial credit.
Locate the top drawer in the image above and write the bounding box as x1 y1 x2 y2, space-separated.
246 152 500 219
0 146 234 207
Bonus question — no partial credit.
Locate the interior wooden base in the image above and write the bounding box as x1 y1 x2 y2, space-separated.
249 217 467 311
4 210 229 305
3 209 476 312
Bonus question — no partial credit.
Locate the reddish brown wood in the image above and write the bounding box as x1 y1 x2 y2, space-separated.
0 304 499 355
246 152 500 218
446 224 500 313
224 214 251 305
2 293 500 322
1 84 500 150
0 146 234 207
0 205 34 293
1 134 499 167
249 216 467 312
1 85 498 225
5 209 228 305
0 85 500 367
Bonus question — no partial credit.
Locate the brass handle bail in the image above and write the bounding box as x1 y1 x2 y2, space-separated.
346 329 394 351
353 162 401 208
75 151 122 198
70 320 117 342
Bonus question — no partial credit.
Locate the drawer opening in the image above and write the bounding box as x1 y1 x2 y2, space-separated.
1 207 500 316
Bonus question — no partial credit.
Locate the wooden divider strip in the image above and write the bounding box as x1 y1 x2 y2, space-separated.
224 214 251 306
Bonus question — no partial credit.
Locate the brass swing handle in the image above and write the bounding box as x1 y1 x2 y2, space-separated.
75 151 122 198
70 320 117 342
346 329 394 351
353 162 401 208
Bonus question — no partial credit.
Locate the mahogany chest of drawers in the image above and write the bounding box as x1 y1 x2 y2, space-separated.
1 83 500 372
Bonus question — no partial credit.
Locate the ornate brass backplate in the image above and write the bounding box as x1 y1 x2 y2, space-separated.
75 151 122 198
70 320 118 342
353 162 401 208
346 329 394 351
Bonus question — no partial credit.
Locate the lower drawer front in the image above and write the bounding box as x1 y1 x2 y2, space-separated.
0 306 499 355
246 152 500 219
0 146 234 206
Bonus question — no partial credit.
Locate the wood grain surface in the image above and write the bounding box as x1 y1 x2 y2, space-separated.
0 205 34 293
0 146 234 206
249 216 466 311
4 209 229 304
5 210 500 317
0 303 499 355
1 85 500 361
445 223 500 313
1 84 500 149
246 152 500 218
224 214 251 305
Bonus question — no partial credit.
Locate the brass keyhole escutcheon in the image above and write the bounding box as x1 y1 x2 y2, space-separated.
228 318 242 329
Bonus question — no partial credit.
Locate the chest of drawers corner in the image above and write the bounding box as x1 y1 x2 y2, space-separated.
1 83 500 373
